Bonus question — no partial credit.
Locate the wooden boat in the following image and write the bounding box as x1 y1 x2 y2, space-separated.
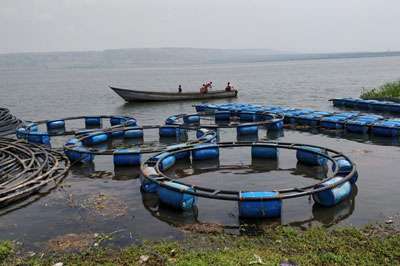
109 86 238 102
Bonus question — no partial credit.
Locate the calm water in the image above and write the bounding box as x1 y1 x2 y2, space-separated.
1 55 400 250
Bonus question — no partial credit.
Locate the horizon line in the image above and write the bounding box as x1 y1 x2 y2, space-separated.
0 47 399 57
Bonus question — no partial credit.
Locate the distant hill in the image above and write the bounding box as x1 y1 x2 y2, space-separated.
0 47 399 70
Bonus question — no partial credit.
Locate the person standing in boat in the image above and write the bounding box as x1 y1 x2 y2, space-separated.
200 83 206 94
207 81 212 91
178 85 182 93
225 82 232 91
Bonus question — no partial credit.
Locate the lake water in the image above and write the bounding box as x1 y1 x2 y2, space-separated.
1 54 400 250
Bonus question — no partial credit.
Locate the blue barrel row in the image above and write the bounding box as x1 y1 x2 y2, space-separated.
64 127 216 166
331 98 400 113
16 116 137 145
194 103 400 137
141 144 357 219
166 112 284 136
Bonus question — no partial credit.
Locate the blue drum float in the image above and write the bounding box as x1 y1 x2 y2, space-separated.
330 98 400 113
15 115 137 145
63 124 217 166
165 111 284 138
140 141 358 219
194 103 400 139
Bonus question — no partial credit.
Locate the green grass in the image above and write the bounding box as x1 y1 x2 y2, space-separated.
361 80 400 100
0 241 13 263
2 225 400 265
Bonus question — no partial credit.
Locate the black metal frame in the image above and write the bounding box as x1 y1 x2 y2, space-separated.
141 141 356 201
166 111 284 130
64 124 217 155
21 115 136 137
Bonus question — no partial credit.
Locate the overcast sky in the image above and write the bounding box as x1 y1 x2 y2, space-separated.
1 0 399 54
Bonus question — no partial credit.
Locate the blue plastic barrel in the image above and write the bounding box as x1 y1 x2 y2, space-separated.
124 128 144 138
158 182 196 210
26 123 38 132
110 130 125 138
372 121 400 137
320 116 345 129
159 126 184 137
296 146 327 166
82 133 108 145
345 121 369 134
64 146 94 163
113 149 141 166
165 116 178 125
267 120 284 131
196 129 208 138
153 152 176 171
27 132 50 145
85 116 102 127
183 114 200 124
215 111 231 121
239 112 256 122
46 120 65 130
251 145 278 159
194 104 207 112
125 119 137 126
110 116 136 126
16 128 27 139
312 177 352 207
236 125 258 135
166 144 190 160
140 167 160 193
192 144 219 160
332 159 358 184
238 191 282 218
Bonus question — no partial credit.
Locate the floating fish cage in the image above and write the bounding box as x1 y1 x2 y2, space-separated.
194 103 400 139
0 137 70 208
330 98 400 113
141 141 358 219
16 115 137 145
0 107 23 136
165 111 284 138
63 124 217 166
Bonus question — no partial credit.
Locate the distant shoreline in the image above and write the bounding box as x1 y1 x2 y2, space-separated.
1 48 399 70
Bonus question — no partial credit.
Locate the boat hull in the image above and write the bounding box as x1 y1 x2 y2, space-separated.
110 86 238 102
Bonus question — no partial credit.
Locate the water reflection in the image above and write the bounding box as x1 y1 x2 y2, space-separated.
292 162 328 180
141 185 358 234
237 134 258 142
286 125 400 146
151 155 357 234
142 192 199 226
290 185 358 229
70 163 141 180
251 158 279 172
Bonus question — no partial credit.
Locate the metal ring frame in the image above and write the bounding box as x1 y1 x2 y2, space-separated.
165 111 284 130
18 115 136 137
0 138 70 207
141 141 356 201
64 124 217 155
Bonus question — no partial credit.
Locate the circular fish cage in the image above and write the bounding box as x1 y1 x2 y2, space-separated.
63 124 217 166
165 111 284 138
16 115 137 145
141 141 358 219
0 107 23 136
0 138 70 208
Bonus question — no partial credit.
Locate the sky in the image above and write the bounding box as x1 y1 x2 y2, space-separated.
1 0 399 54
